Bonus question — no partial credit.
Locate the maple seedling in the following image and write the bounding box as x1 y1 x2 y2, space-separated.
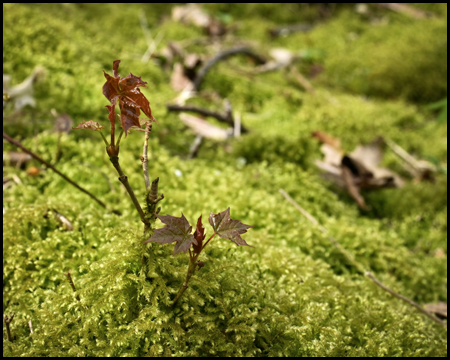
73 60 158 232
144 207 253 306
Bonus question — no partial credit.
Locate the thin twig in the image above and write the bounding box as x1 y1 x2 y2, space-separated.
28 320 34 334
193 47 266 91
64 271 80 301
279 188 447 328
141 123 152 190
167 104 232 126
3 313 15 342
373 3 433 19
279 189 365 273
3 132 107 209
366 272 447 327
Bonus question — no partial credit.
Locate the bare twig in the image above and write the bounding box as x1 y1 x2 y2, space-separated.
269 23 313 37
279 189 365 273
141 123 152 190
3 132 107 209
193 47 266 91
28 320 34 334
373 3 433 19
3 313 15 342
64 271 80 301
383 137 435 179
366 272 447 327
280 188 448 328
289 66 315 94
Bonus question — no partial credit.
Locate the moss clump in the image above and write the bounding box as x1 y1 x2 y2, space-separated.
3 3 447 357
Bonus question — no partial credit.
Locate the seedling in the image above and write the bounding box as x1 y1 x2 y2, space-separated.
73 60 158 233
73 60 253 306
144 208 252 306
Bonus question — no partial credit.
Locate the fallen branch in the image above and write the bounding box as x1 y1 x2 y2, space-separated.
3 132 107 209
279 188 447 328
193 47 266 91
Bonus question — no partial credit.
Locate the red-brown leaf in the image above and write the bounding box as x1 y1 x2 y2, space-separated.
192 215 206 255
209 208 252 246
143 213 197 255
103 60 156 137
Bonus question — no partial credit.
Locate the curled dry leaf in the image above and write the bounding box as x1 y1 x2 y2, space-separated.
209 207 253 246
179 113 232 140
72 120 105 131
314 132 403 210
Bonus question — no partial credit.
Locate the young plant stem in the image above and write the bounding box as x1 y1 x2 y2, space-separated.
3 313 15 342
141 123 152 190
279 188 448 328
3 132 107 209
172 233 217 307
109 156 149 229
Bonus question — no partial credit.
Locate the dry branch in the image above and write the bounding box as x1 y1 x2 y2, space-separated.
193 47 266 91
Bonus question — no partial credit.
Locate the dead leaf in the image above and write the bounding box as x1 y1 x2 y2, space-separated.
179 113 232 140
3 66 45 110
314 133 403 209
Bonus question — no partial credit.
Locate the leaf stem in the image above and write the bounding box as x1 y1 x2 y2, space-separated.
99 131 109 147
172 254 200 307
115 129 124 147
201 232 217 251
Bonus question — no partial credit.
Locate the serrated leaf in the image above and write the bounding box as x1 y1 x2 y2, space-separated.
192 215 206 255
143 213 196 255
72 120 105 131
209 208 252 246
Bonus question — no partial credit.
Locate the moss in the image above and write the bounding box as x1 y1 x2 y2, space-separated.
3 3 447 357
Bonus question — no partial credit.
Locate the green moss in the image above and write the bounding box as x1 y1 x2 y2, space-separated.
3 3 447 357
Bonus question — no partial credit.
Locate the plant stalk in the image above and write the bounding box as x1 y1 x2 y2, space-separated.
141 123 152 190
109 156 148 228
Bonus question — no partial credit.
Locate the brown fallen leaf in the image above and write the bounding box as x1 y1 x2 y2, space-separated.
179 113 232 140
314 133 403 210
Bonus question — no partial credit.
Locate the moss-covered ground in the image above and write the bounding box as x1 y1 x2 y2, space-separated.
3 3 447 356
